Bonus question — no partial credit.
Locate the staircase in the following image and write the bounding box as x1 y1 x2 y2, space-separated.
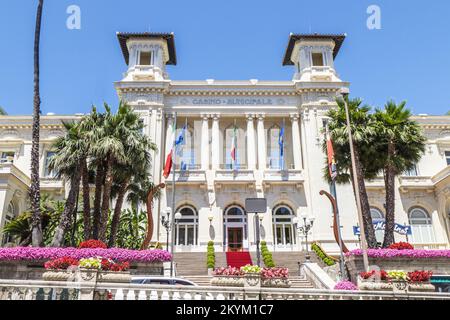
225 251 253 268
173 252 227 276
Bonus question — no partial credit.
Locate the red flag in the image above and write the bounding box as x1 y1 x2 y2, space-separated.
163 149 173 179
326 132 337 180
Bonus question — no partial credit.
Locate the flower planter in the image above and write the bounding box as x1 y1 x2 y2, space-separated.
407 282 435 292
42 270 76 282
210 276 244 287
261 277 291 288
97 270 131 283
244 273 261 288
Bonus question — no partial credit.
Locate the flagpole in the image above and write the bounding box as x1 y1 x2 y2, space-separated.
326 124 346 280
282 118 285 170
170 112 177 277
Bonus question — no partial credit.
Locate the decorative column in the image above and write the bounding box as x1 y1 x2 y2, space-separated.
290 113 302 170
257 114 266 170
246 114 256 170
211 114 220 170
201 114 210 170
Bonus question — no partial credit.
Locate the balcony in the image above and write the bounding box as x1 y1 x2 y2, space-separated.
165 164 206 185
398 176 434 193
0 162 30 187
263 165 304 184
40 177 64 191
215 164 255 184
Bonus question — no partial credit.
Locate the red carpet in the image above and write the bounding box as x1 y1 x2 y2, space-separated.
226 251 253 268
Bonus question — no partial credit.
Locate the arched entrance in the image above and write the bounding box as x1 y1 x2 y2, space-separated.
223 205 248 251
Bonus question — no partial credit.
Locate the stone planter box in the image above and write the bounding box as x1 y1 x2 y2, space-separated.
0 260 163 280
210 276 244 287
357 277 435 292
42 268 132 284
346 255 450 283
210 275 291 288
261 277 291 288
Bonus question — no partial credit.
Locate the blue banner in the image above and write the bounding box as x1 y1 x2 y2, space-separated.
353 221 412 236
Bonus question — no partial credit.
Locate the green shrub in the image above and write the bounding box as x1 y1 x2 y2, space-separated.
260 241 275 267
206 241 215 269
311 242 336 266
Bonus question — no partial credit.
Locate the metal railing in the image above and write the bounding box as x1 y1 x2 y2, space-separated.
1 279 450 300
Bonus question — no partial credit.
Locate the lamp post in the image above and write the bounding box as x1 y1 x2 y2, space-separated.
161 208 171 251
340 87 369 272
294 213 315 262
170 210 182 277
255 213 264 267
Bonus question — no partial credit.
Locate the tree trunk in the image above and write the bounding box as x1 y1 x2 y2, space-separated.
51 168 82 247
92 162 105 239
141 183 165 250
98 156 114 242
108 179 129 247
353 144 378 248
31 0 44 247
383 143 397 247
81 159 91 240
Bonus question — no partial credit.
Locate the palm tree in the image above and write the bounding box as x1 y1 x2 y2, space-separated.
30 0 45 247
373 101 426 247
47 122 85 247
446 111 450 116
325 97 378 248
0 106 7 115
79 106 105 239
108 107 156 247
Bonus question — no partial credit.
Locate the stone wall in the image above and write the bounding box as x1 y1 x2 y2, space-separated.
0 260 164 280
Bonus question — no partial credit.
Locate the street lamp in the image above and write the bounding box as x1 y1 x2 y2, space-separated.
161 208 172 251
170 210 182 277
294 214 314 262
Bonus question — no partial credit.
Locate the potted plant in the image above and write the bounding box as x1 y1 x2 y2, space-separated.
260 267 291 288
387 270 409 292
42 257 79 281
358 270 393 291
241 265 262 288
78 257 131 283
407 270 435 292
210 267 244 287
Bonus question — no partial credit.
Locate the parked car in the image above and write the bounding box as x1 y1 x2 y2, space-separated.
131 276 198 286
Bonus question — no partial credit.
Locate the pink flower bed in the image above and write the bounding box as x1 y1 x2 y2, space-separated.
334 280 358 291
0 247 172 263
261 267 289 279
345 249 450 259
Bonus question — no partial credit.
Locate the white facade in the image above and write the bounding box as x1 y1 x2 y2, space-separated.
0 33 449 253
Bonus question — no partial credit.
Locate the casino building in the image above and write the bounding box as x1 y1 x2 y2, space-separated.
0 32 449 253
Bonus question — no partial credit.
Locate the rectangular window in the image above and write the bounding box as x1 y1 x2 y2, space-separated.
139 51 152 65
0 152 15 164
44 151 56 177
312 52 324 66
446 151 450 166
404 164 419 176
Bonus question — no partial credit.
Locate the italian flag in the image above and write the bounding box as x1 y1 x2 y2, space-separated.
230 126 237 167
163 125 176 179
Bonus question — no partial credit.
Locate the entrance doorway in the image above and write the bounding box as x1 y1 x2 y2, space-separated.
223 205 248 251
227 227 243 251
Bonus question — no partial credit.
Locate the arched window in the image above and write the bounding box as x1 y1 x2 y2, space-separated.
272 205 296 246
2 202 16 245
175 205 198 246
267 125 284 169
223 125 246 169
370 207 385 245
175 125 195 169
408 207 436 244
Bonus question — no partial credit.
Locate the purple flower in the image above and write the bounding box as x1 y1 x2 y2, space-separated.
345 249 450 259
334 280 358 291
0 247 172 263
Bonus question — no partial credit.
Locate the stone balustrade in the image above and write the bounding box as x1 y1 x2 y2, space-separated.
1 279 450 300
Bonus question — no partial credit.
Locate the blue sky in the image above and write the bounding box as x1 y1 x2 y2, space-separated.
0 0 449 115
